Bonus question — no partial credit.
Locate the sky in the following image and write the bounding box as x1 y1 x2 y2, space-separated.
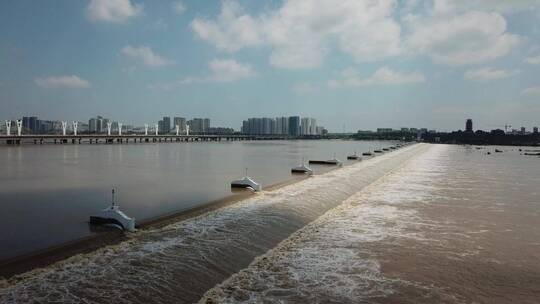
1 0 540 132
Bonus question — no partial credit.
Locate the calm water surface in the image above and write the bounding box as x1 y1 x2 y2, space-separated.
0 140 394 260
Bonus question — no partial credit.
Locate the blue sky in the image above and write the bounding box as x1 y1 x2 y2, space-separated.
1 0 539 132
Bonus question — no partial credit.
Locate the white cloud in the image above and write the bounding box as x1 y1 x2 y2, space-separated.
35 75 91 89
121 45 172 67
87 0 142 24
521 86 540 96
149 59 255 90
190 1 262 52
464 67 519 82
207 59 256 82
191 0 401 69
524 54 540 65
406 11 520 65
328 66 425 88
432 0 539 14
173 1 187 14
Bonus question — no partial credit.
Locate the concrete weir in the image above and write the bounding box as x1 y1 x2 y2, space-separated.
0 144 427 304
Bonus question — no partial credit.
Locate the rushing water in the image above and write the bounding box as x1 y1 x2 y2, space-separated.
0 140 394 260
0 142 419 303
202 144 540 304
3 143 538 304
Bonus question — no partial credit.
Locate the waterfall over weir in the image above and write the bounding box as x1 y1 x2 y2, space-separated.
0 144 427 304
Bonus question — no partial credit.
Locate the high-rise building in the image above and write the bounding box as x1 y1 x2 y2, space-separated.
89 118 97 133
158 120 164 133
465 119 473 132
309 118 317 135
96 116 104 133
174 117 186 132
534 127 539 134
288 116 300 136
521 127 526 134
279 117 289 135
241 120 249 134
162 116 171 134
29 117 38 133
22 117 31 133
102 118 110 133
203 118 210 133
300 117 309 135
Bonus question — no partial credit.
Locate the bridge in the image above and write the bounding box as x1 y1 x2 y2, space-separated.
0 134 292 145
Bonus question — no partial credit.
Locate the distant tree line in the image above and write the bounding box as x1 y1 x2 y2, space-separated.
422 130 540 146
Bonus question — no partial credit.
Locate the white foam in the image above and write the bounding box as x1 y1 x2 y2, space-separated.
1 144 428 303
202 144 448 303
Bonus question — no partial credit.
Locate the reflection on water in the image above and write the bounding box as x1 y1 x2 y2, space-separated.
202 144 540 304
0 140 394 260
0 143 419 303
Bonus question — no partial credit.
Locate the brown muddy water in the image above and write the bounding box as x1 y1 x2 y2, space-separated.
202 144 540 304
0 142 417 303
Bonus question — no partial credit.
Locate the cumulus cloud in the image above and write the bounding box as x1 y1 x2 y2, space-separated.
432 0 539 14
328 66 425 88
464 67 519 82
190 1 262 53
524 54 540 65
191 0 401 69
207 59 256 82
173 1 187 14
87 0 142 24
121 45 172 67
191 1 524 69
406 11 520 65
149 59 255 90
35 75 91 89
521 86 540 96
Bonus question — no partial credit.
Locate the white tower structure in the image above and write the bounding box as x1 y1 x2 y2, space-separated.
175 124 180 136
61 121 67 136
107 122 112 136
16 120 22 136
118 123 123 135
186 124 190 136
155 124 159 136
5 120 11 136
144 124 149 136
72 121 78 136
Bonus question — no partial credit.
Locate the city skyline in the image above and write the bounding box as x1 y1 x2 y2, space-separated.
1 1 540 132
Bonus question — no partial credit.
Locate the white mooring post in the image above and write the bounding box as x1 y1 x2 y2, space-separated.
72 121 78 136
155 124 159 136
16 120 22 136
107 122 112 136
175 125 180 136
5 120 12 136
186 125 190 136
144 124 149 136
118 123 123 135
